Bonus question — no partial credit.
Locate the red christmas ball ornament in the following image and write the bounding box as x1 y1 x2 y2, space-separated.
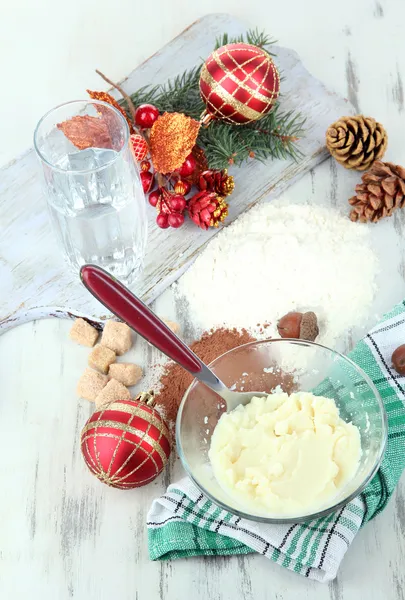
130 133 149 162
149 189 161 207
134 104 160 129
156 213 169 228
199 43 280 125
179 153 197 177
140 171 154 193
168 213 185 228
81 393 171 489
140 159 151 172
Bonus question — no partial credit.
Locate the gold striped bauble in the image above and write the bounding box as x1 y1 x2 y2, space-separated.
81 398 171 489
199 42 280 125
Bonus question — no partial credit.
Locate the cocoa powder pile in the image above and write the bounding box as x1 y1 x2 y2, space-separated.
154 327 255 424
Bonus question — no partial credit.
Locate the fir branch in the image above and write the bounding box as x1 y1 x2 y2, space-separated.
214 28 276 55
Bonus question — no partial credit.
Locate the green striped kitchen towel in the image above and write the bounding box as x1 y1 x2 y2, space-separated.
147 301 405 582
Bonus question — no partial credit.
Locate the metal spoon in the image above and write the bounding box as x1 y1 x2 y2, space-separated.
80 265 266 412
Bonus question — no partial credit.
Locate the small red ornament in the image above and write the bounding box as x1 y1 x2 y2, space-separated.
135 104 160 129
149 189 161 207
199 43 280 125
156 213 169 228
81 393 171 489
130 133 149 162
174 180 191 195
140 171 154 193
140 159 151 172
179 153 197 177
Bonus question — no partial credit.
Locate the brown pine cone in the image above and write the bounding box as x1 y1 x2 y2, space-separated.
349 161 405 223
326 115 387 171
199 169 235 197
188 190 228 230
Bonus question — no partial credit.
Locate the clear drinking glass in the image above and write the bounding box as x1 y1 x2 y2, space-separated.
34 100 147 283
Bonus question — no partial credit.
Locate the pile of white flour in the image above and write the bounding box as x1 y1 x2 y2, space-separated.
175 202 379 348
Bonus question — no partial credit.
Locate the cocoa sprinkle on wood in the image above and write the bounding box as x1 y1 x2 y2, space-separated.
154 327 255 425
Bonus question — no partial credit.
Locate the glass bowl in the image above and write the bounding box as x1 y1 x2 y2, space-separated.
176 339 387 523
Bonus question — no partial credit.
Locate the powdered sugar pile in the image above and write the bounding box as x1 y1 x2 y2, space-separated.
175 202 379 348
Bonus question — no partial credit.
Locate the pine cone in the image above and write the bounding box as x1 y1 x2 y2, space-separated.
326 115 387 171
199 169 235 197
188 190 228 230
349 161 405 223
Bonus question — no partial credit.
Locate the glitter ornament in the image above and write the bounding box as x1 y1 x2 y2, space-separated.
179 153 197 177
87 89 134 133
134 104 160 129
200 43 280 125
140 171 154 193
174 180 191 195
150 112 200 174
81 393 171 489
130 134 149 162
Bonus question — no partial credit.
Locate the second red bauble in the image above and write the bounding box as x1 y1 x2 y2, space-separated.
81 398 171 489
199 42 280 125
179 153 197 177
135 104 160 129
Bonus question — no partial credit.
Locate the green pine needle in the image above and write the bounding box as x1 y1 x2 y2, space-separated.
119 29 304 170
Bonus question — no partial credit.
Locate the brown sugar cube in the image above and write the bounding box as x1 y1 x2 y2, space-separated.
163 319 181 335
95 378 131 409
77 368 108 402
109 363 143 387
101 320 133 355
69 318 99 347
88 344 116 374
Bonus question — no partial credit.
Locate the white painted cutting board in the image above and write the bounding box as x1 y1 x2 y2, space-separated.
0 13 354 330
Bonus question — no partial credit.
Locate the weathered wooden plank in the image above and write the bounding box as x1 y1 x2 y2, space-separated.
0 13 354 326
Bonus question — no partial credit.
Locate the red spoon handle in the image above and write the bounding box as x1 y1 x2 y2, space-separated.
80 265 202 374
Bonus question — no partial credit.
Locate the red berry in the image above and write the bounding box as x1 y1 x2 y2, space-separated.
135 104 160 129
140 171 154 194
140 160 151 172
179 153 197 177
156 213 169 228
168 213 185 228
170 195 187 212
149 190 160 207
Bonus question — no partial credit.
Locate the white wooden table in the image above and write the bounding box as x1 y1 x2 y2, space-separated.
1 3 405 599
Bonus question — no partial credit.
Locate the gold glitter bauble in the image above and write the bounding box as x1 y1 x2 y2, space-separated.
150 112 200 174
